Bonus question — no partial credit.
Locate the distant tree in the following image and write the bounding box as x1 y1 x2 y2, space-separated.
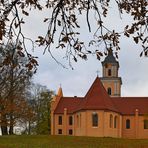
22 83 54 135
0 0 147 68
35 90 53 134
0 43 34 135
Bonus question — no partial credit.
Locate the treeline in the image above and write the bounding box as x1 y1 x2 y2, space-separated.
0 44 54 135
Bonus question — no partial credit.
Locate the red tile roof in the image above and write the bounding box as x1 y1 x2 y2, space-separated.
54 77 148 115
82 77 118 112
54 97 85 114
112 97 148 115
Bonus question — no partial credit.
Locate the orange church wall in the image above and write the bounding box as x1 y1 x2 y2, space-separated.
53 110 122 137
52 112 148 138
135 115 148 139
84 110 104 137
122 116 136 138
54 114 64 135
74 111 86 136
122 115 148 139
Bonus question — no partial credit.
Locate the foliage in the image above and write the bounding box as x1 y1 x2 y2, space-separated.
0 44 34 135
0 0 147 68
22 83 54 135
0 135 148 148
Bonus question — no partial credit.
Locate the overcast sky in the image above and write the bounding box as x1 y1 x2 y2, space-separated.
22 2 148 97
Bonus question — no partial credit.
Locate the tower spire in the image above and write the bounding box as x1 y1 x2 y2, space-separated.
57 85 63 97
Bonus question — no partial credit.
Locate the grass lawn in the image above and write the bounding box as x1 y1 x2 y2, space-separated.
0 135 148 148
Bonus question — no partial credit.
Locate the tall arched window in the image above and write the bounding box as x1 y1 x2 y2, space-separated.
126 119 130 129
144 120 148 129
114 116 118 128
108 69 112 76
69 116 73 125
108 87 112 95
58 116 62 125
92 113 98 127
110 114 113 128
77 115 79 127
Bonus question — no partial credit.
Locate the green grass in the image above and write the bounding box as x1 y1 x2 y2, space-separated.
0 135 148 148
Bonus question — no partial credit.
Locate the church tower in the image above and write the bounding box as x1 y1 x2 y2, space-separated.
100 50 122 97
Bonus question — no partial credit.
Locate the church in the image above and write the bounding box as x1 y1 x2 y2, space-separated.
51 51 148 139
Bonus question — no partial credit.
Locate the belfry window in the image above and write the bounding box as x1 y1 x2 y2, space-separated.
108 69 112 76
126 119 130 129
92 112 98 127
108 88 112 95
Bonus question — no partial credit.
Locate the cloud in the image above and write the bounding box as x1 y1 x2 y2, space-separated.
21 3 148 97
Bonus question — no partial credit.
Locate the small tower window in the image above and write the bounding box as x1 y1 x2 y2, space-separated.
107 87 112 95
108 69 112 76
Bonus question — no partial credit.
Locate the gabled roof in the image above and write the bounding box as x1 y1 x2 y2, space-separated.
54 77 148 115
54 77 118 114
82 77 118 112
112 97 148 115
54 97 85 114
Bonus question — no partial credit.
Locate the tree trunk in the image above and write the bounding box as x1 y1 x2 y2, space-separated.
1 126 8 135
9 125 14 135
9 114 14 135
28 120 31 135
1 114 8 135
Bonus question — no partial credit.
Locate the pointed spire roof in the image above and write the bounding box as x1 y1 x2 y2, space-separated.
102 50 119 66
57 86 63 97
82 77 118 112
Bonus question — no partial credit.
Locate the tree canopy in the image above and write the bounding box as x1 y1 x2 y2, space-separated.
0 44 34 135
0 0 147 68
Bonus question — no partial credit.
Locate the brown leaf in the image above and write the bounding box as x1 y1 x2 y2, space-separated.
61 36 69 43
44 18 49 22
133 37 139 44
22 10 29 16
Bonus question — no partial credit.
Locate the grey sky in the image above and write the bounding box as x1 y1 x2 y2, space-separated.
22 2 148 97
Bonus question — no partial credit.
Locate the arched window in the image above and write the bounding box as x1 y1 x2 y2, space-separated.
69 116 73 125
108 69 112 76
144 120 148 129
114 116 118 128
108 87 112 95
126 119 130 129
92 112 98 127
110 114 113 128
58 116 62 125
79 114 81 127
77 115 79 127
